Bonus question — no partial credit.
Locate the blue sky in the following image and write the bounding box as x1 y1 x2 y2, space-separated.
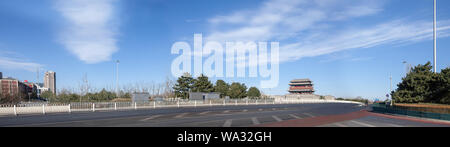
1 0 450 100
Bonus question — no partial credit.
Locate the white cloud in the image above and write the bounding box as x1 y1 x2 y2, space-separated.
280 20 450 62
0 56 43 72
205 0 450 64
54 0 119 64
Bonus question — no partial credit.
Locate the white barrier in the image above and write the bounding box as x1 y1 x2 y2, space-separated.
0 99 363 116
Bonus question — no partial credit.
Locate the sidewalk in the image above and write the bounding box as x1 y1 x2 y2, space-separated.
254 110 450 127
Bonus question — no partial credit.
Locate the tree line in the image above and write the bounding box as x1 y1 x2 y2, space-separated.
392 62 450 104
173 73 262 99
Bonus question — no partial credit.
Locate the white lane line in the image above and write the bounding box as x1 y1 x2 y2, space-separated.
242 109 248 112
223 119 233 127
174 112 189 118
334 122 348 127
199 111 210 115
350 120 376 127
289 114 301 119
223 110 230 113
258 109 263 111
386 123 404 127
251 117 260 125
272 115 282 122
303 113 315 117
139 115 162 121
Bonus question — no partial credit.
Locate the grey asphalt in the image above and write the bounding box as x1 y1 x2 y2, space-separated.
0 103 446 127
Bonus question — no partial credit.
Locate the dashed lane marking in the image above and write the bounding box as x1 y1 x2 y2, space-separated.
223 119 233 127
334 122 347 127
350 120 376 127
251 117 260 125
272 115 282 122
174 113 189 118
289 114 301 119
199 111 210 115
139 115 162 121
303 113 315 117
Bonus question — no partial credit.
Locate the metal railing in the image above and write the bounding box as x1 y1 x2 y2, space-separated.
371 103 450 121
0 99 362 117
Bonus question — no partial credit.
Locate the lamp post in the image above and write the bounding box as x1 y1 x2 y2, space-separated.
390 75 393 107
116 60 120 97
433 0 437 73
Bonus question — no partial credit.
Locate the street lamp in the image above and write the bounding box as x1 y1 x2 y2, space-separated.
116 60 120 97
390 75 393 107
433 0 437 73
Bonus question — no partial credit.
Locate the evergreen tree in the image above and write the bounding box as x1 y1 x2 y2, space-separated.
393 62 434 103
173 73 194 99
247 87 261 99
392 62 450 104
214 80 230 98
192 74 214 92
228 82 247 99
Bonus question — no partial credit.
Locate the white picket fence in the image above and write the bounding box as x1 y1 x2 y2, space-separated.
0 99 363 116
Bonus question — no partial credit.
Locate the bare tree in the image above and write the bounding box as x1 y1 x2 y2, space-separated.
78 73 91 102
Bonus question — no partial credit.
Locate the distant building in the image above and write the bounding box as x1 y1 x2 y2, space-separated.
44 71 56 94
189 92 220 101
35 83 48 98
0 72 3 79
22 80 37 95
288 79 314 95
132 92 150 102
0 78 29 97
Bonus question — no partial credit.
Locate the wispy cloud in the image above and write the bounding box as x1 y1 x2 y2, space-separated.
0 51 43 72
54 0 120 64
205 0 450 63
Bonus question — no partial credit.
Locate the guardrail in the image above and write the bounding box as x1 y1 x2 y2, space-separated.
371 103 450 121
0 99 363 117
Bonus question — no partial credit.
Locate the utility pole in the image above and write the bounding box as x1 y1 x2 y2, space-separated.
116 60 120 97
390 75 393 106
433 0 437 73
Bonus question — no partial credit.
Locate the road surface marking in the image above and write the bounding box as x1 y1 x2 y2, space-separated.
350 120 376 127
174 112 189 118
272 115 282 122
242 109 248 112
199 111 210 115
334 122 347 127
386 123 404 127
258 109 263 111
223 110 230 113
251 117 260 125
223 119 232 127
303 113 315 117
289 114 301 119
272 108 277 111
139 115 162 121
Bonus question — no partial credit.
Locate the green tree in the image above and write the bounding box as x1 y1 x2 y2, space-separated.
214 80 230 98
247 87 261 99
40 91 55 100
228 82 247 99
392 62 450 104
429 67 450 104
392 62 434 103
173 73 194 99
192 74 214 93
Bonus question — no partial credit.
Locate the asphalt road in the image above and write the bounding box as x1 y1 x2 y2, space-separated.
0 103 447 127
